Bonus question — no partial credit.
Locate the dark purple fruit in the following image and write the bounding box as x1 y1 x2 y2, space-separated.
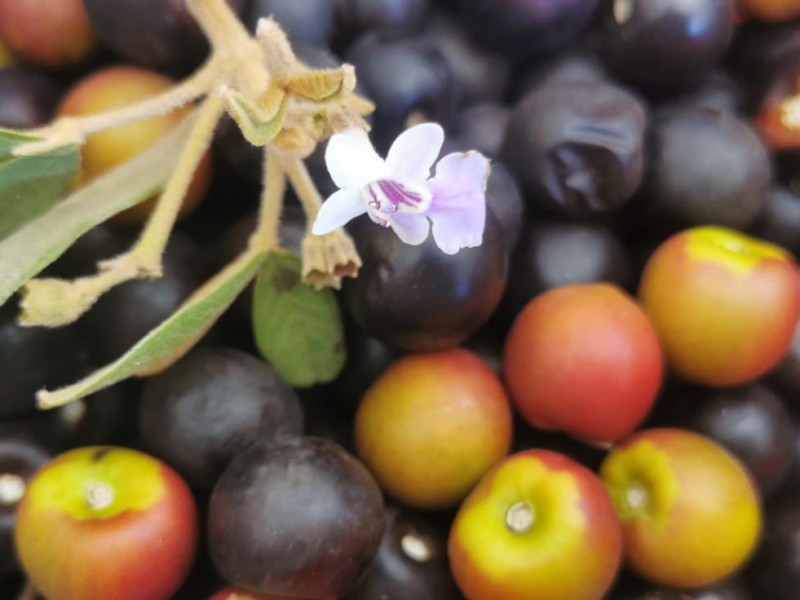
208 436 385 598
640 105 771 230
247 0 335 49
657 383 796 498
138 346 303 490
0 300 84 418
451 0 600 63
345 32 455 153
344 505 462 600
344 209 507 352
420 14 509 106
335 0 429 42
748 187 800 257
0 67 60 129
0 429 52 573
81 233 207 364
83 0 248 75
613 576 751 599
601 0 736 94
744 483 800 600
500 81 647 217
501 218 632 321
445 102 511 159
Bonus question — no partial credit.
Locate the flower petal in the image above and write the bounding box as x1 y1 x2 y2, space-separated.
427 151 490 255
385 123 444 183
325 128 388 190
312 189 366 235
389 212 431 246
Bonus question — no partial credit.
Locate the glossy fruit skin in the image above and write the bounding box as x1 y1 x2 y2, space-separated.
0 0 95 67
641 106 771 230
749 186 800 257
500 81 647 217
84 0 247 75
637 226 800 387
666 383 797 498
57 65 211 227
345 209 507 352
449 449 622 600
0 430 52 574
451 0 599 63
503 283 663 443
502 219 632 320
355 348 513 509
138 347 304 490
0 67 60 129
345 32 455 154
601 0 735 94
745 484 800 600
208 436 385 598
345 505 462 600
82 233 207 364
601 428 762 589
15 446 197 600
0 300 84 418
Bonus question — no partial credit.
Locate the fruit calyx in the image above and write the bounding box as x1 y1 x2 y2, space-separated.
0 473 26 506
505 500 535 534
85 481 115 511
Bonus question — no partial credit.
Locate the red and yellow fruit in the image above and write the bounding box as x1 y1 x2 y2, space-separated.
449 449 622 600
0 0 95 67
57 65 212 226
355 348 513 509
15 446 197 600
638 226 800 387
600 428 762 589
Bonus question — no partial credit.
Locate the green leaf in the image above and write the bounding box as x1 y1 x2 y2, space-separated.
0 114 195 310
252 251 346 387
37 249 267 409
0 128 80 239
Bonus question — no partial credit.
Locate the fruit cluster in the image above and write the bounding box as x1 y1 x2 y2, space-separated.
2 0 800 599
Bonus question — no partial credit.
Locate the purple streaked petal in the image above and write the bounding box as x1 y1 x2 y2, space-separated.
325 128 388 190
312 189 366 235
385 123 444 183
389 212 430 246
427 151 490 254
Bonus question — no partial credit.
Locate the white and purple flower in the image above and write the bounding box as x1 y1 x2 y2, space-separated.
312 123 490 255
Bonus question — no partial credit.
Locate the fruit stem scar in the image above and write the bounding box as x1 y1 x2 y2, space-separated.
0 473 26 506
400 532 432 563
626 485 648 510
85 482 115 511
506 501 535 533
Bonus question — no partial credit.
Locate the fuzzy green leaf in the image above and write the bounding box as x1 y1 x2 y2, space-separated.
0 129 80 239
0 114 195 310
252 251 345 387
37 249 267 409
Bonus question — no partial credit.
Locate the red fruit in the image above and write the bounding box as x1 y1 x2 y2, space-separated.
15 446 197 600
503 283 663 443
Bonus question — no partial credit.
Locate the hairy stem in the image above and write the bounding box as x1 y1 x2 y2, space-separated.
186 0 253 52
279 156 324 232
249 149 286 252
133 92 224 272
14 61 217 156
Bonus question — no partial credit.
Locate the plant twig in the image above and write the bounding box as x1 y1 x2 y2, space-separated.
13 61 218 156
249 149 286 253
131 91 224 272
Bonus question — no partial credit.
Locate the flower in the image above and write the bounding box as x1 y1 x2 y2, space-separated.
311 123 490 255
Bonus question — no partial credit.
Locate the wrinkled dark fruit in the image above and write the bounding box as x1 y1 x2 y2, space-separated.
501 80 647 217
